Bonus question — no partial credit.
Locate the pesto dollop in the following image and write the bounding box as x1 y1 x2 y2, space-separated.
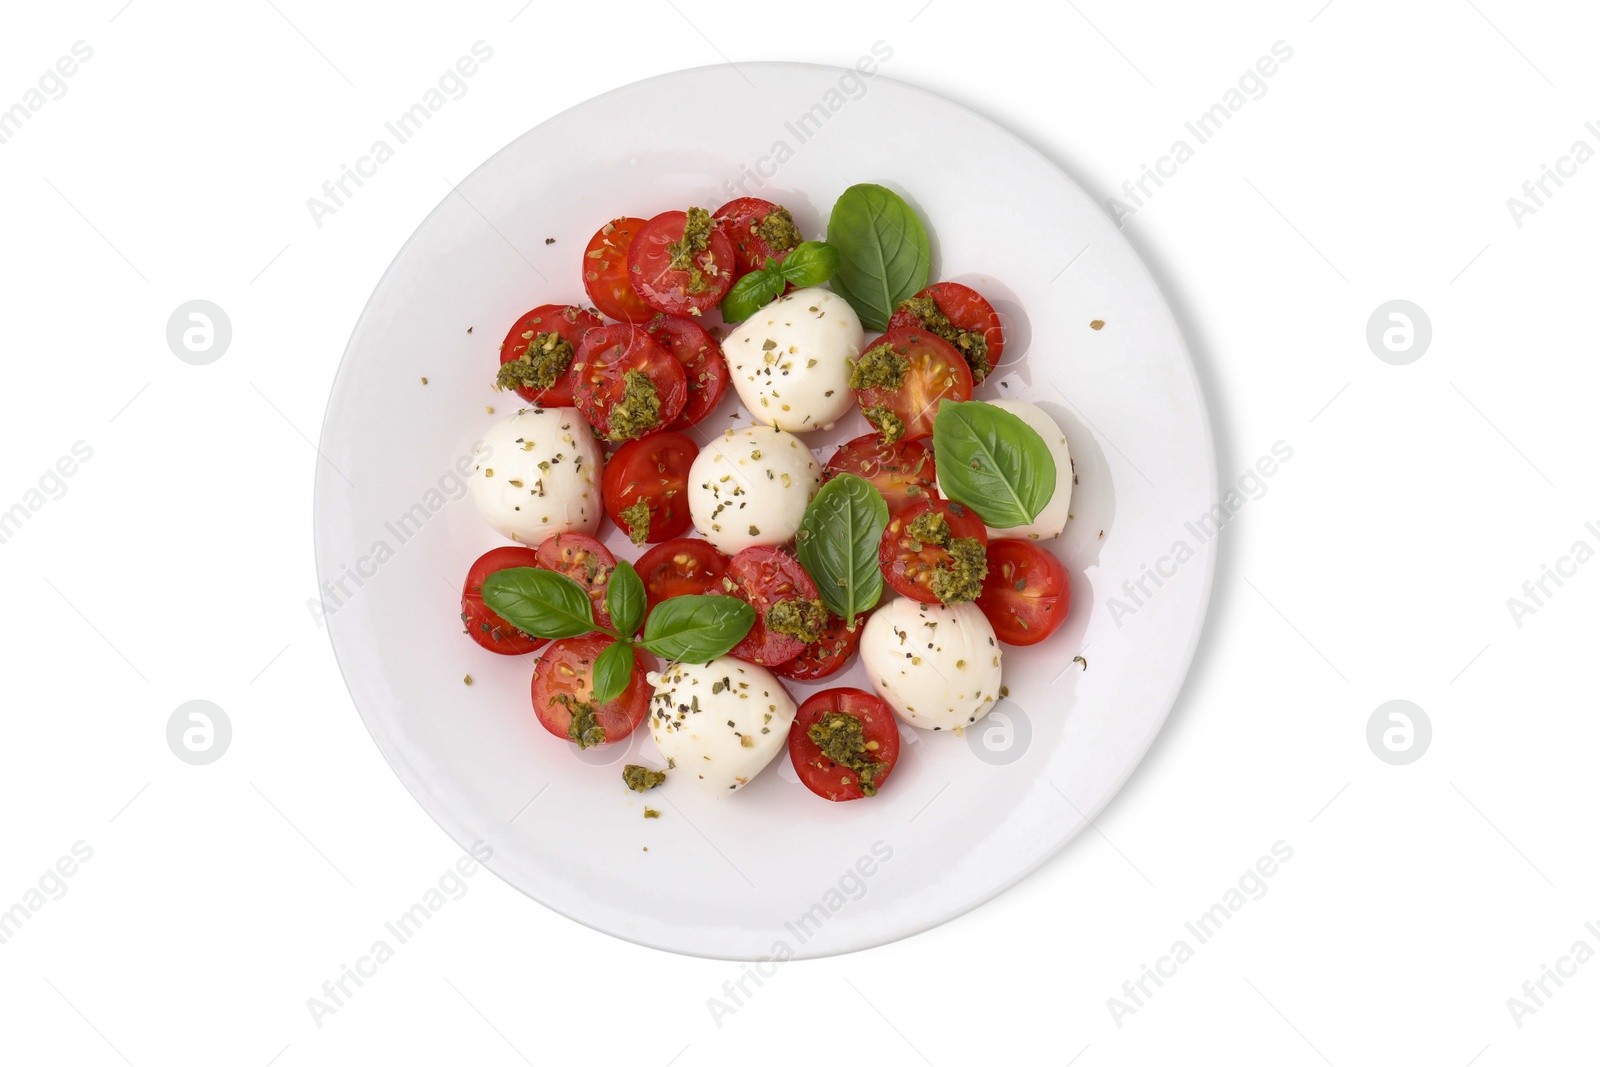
849 342 910 391
862 405 905 445
558 694 606 748
807 711 884 796
668 206 715 293
767 597 827 643
904 508 951 547
622 764 666 792
495 332 574 392
898 294 990 382
904 509 987 604
607 370 662 441
620 499 652 544
757 206 801 255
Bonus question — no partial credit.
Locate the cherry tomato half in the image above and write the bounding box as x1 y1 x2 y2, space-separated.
713 197 801 275
879 498 989 605
601 431 697 545
774 612 866 681
582 217 654 323
530 634 653 747
823 433 939 515
534 532 616 630
723 546 823 667
976 539 1071 646
572 324 687 442
460 547 548 655
788 688 901 801
627 209 737 318
636 538 730 612
643 313 729 429
853 327 973 443
496 304 602 407
885 281 1005 383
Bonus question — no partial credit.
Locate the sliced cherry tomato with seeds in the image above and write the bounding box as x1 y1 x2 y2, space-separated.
850 327 974 444
885 281 1004 383
601 431 697 544
636 538 730 611
583 217 655 323
976 539 1071 646
530 634 652 747
533 532 616 630
496 304 602 407
460 547 549 655
788 688 901 801
723 546 825 667
879 498 989 605
713 197 802 275
571 324 687 442
823 433 939 515
627 208 737 318
643 313 729 429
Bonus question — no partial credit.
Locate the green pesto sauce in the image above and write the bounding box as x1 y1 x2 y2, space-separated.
622 764 666 792
849 342 910 391
899 294 990 383
931 536 988 604
807 711 883 797
558 693 606 748
668 206 715 294
643 808 661 819
495 332 574 392
757 207 801 254
862 405 905 445
620 499 652 544
607 370 662 441
767 597 827 643
904 508 950 547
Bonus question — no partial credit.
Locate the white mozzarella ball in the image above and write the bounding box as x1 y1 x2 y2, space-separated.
722 287 862 433
860 598 1003 732
649 657 797 796
687 424 821 554
936 399 1072 540
469 408 602 544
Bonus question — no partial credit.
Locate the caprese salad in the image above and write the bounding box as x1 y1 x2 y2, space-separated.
459 183 1077 806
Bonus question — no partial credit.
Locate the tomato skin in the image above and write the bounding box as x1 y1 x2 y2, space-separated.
643 313 729 428
853 328 974 443
601 431 697 544
713 197 797 275
460 547 549 655
976 539 1071 646
497 304 603 407
724 546 822 667
774 613 865 681
571 324 687 442
530 634 653 746
627 210 737 317
583 217 655 323
533 533 617 630
823 434 939 515
885 281 1005 380
879 498 989 605
788 688 901 802
636 538 730 611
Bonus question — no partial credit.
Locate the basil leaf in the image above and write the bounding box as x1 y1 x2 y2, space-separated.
772 241 840 287
796 473 887 623
720 267 786 323
606 560 647 639
639 595 755 663
589 639 636 705
933 400 1057 528
480 566 596 639
825 184 930 331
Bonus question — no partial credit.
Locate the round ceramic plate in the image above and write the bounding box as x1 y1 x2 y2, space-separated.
315 62 1216 960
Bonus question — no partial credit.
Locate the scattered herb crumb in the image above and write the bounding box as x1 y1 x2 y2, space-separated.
1090 319 1105 330
1073 655 1088 671
462 674 473 686
643 808 661 819
623 764 666 792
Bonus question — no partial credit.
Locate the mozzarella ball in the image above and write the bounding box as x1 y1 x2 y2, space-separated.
936 399 1072 540
469 408 602 544
687 424 821 554
860 598 1003 732
722 287 862 433
649 657 797 796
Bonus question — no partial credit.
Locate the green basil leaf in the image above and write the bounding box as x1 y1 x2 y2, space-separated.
796 473 887 623
772 241 840 287
720 267 786 323
825 183 930 331
606 560 647 639
589 639 637 705
639 595 755 663
480 566 596 640
932 400 1057 528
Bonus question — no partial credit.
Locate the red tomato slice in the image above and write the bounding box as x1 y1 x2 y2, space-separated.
879 498 989 605
627 209 737 317
977 539 1071 646
530 634 652 747
853 327 974 443
774 612 866 681
823 433 939 515
571 324 687 442
601 431 697 545
460 547 549 655
583 217 654 323
643 313 729 428
713 197 802 275
788 687 901 801
723 546 823 667
885 281 1005 382
534 532 616 630
636 538 730 610
496 304 602 407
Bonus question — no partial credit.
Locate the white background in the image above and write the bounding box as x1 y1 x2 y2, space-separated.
2 0 1596 1063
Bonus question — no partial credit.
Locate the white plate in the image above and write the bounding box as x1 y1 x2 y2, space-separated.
315 62 1216 960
